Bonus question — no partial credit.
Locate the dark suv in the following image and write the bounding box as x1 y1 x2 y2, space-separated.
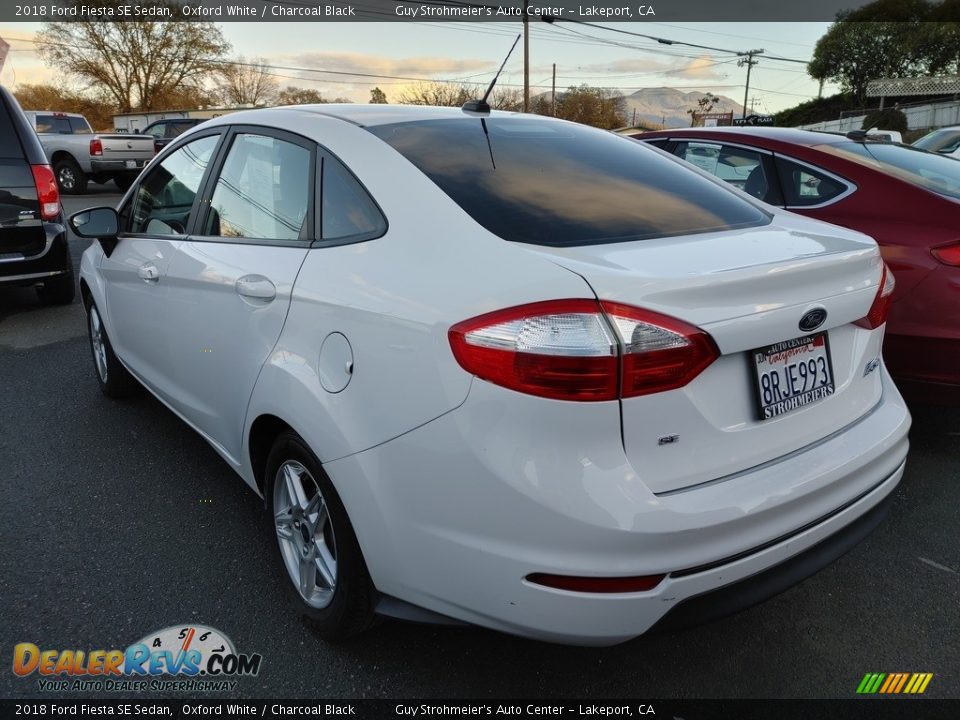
0 85 74 304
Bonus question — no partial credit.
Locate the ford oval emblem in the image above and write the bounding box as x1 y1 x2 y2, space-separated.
799 308 828 332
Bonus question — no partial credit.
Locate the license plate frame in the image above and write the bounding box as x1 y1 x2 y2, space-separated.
752 332 835 420
125 160 138 169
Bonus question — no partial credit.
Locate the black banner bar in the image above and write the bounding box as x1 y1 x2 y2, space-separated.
2 699 959 720
2 0 952 24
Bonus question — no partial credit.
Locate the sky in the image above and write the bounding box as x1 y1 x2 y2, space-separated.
0 21 836 114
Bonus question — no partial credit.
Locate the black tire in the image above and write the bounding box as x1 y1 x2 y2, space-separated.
265 431 377 641
36 269 76 305
86 301 141 399
54 157 88 195
113 175 134 192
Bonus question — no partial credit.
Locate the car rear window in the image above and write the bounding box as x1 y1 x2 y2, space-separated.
826 141 960 200
367 117 770 247
913 128 960 154
35 115 73 134
0 96 23 160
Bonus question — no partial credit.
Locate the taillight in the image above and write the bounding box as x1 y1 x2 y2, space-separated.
854 263 895 329
601 302 720 398
932 243 960 267
30 164 60 221
90 138 103 156
448 299 718 401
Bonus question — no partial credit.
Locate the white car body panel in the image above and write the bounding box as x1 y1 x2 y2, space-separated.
78 105 912 644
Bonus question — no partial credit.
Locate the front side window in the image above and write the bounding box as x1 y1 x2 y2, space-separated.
128 134 219 235
203 133 311 241
775 157 849 207
368 118 769 247
145 123 166 139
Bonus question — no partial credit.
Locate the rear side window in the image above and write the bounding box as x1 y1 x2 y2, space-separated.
321 153 386 241
127 134 219 235
35 115 72 134
204 133 311 241
368 118 769 247
775 157 849 207
68 117 92 134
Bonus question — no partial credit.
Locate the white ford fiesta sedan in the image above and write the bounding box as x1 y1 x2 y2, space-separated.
74 105 910 646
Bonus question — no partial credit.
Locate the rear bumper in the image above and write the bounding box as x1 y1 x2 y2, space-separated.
90 159 147 174
0 223 70 286
327 367 910 645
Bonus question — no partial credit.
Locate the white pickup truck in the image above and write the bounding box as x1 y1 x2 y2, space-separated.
23 111 155 194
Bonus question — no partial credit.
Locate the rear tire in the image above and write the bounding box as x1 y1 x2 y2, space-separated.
54 157 87 195
265 431 377 641
87 301 141 398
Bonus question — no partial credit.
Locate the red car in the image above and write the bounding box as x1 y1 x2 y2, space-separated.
631 127 960 403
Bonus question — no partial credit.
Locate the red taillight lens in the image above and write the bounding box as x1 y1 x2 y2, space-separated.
90 138 103 156
449 300 619 401
854 263 895 329
601 302 720 398
30 164 60 221
448 299 718 401
526 573 665 593
932 243 960 267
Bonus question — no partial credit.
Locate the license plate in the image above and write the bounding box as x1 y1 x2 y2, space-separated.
753 333 835 420
125 160 138 169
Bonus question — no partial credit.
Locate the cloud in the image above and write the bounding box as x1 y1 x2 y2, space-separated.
284 50 496 83
668 55 729 81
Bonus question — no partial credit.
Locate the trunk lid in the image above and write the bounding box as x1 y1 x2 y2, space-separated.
524 214 885 494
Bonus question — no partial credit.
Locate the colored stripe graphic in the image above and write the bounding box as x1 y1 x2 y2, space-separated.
857 672 932 694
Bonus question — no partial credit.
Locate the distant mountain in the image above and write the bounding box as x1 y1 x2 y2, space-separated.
621 87 745 129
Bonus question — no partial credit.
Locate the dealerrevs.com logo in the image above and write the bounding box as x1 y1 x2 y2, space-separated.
12 625 263 692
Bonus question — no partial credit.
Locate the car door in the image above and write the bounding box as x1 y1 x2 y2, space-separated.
160 126 315 462
672 139 783 205
100 132 223 396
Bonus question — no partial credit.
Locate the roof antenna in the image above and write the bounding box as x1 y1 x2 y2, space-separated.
463 34 521 114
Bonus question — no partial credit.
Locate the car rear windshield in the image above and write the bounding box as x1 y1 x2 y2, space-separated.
913 129 960 155
367 117 770 247
826 141 960 200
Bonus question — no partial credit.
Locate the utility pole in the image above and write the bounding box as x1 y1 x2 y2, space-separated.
737 49 763 119
523 0 530 112
551 63 556 116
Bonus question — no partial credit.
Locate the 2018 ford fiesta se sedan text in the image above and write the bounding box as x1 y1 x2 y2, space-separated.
73 105 910 646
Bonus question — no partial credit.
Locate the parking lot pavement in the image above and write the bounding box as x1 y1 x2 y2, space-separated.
1 193 958 699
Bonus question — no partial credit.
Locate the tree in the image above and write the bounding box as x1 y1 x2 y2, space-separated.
369 87 388 104
398 82 522 110
687 92 718 125
37 1 230 113
13 83 115 130
216 57 279 107
547 85 627 129
277 87 326 105
807 0 957 103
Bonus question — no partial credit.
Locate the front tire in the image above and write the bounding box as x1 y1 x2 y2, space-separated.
265 431 376 640
54 157 88 195
87 301 140 398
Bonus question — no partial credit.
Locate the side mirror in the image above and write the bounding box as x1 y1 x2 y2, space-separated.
70 207 119 239
70 207 120 256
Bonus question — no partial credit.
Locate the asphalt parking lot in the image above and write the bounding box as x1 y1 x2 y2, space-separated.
1 189 958 700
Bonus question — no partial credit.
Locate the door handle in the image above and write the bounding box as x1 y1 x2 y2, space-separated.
236 275 276 301
137 263 159 283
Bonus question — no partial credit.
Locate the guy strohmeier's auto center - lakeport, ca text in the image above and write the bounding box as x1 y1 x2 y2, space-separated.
16 3 655 19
